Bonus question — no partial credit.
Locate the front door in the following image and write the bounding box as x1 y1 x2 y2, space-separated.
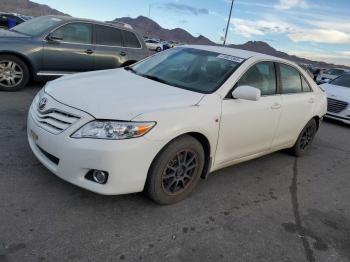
215 61 282 165
42 22 94 73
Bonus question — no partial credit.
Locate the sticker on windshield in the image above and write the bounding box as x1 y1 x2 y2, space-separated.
217 54 244 63
50 18 62 22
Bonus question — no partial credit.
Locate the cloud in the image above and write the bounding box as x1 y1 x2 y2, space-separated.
274 0 308 10
289 29 350 44
178 19 188 24
158 3 209 16
290 51 350 67
230 18 294 37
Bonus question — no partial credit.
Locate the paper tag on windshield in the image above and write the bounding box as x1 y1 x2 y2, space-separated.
217 54 244 63
50 18 62 22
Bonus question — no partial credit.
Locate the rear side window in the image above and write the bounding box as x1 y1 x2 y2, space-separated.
122 30 141 48
52 23 92 44
95 25 122 46
280 64 302 94
237 62 276 95
301 76 312 92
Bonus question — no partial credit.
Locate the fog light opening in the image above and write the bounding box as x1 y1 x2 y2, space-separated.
85 170 109 184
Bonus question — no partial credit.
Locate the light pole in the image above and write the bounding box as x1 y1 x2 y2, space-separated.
223 0 234 46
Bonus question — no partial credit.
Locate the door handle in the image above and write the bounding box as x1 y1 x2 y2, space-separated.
271 103 281 109
308 98 315 104
85 49 94 55
120 51 127 56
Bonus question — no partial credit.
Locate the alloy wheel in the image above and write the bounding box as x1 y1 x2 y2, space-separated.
0 60 24 88
299 125 315 150
161 149 198 195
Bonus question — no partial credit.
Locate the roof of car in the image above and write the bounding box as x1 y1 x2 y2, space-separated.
184 44 293 63
43 15 136 31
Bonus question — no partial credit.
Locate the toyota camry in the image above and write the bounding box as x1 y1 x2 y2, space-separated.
27 46 327 204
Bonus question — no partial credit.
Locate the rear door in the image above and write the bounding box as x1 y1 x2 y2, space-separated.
93 24 128 69
215 61 282 165
42 22 94 72
272 63 316 147
121 29 146 63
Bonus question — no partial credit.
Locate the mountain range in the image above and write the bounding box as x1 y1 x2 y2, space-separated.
0 0 346 68
0 0 66 17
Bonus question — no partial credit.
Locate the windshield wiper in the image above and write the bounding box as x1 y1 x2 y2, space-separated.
141 74 170 85
124 66 136 73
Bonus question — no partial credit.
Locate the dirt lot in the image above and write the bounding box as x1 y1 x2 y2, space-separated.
0 83 349 262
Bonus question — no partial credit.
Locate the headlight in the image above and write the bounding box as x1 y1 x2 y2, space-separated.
71 120 156 140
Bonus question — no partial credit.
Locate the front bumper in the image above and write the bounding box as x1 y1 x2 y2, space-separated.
27 95 168 195
325 113 350 124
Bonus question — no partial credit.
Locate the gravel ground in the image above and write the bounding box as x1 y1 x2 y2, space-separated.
0 83 349 262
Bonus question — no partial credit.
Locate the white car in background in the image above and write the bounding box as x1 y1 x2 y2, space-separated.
27 46 327 204
316 68 350 84
321 73 350 124
144 39 163 52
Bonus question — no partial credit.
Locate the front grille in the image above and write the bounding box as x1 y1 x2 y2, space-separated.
327 98 349 114
31 108 80 134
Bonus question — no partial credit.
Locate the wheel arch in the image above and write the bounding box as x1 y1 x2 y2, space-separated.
121 60 137 67
0 51 34 78
147 132 213 183
312 115 320 130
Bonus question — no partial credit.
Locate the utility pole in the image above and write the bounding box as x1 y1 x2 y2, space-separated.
223 0 234 46
148 4 151 18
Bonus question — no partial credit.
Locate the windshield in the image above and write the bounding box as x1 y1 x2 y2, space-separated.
131 47 244 93
324 69 345 76
11 16 63 36
330 74 350 88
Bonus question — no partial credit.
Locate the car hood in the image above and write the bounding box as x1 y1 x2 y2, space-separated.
0 28 29 39
321 83 350 102
45 68 205 120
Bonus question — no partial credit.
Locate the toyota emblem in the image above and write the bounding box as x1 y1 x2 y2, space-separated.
38 97 48 111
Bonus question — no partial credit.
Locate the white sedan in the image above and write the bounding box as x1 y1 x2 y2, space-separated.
144 39 163 52
27 46 327 204
321 73 350 124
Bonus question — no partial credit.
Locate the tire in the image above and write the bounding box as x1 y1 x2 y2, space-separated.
156 47 162 52
145 135 205 205
290 119 317 157
0 54 29 91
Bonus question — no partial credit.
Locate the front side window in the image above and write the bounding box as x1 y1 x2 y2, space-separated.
95 25 122 46
52 23 92 44
122 30 141 48
237 62 276 96
330 74 350 88
280 64 302 94
131 48 244 93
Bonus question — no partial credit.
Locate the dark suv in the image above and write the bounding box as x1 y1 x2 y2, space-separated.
0 15 148 91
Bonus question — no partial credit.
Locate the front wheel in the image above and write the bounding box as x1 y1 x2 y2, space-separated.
145 135 205 205
290 119 317 157
155 47 162 52
0 55 29 92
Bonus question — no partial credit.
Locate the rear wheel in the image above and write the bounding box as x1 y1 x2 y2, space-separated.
145 135 205 205
0 55 29 91
290 119 317 157
156 46 162 52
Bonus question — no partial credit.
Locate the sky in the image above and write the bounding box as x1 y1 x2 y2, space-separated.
34 0 350 66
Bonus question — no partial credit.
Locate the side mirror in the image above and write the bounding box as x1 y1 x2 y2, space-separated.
232 85 261 101
46 33 63 42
